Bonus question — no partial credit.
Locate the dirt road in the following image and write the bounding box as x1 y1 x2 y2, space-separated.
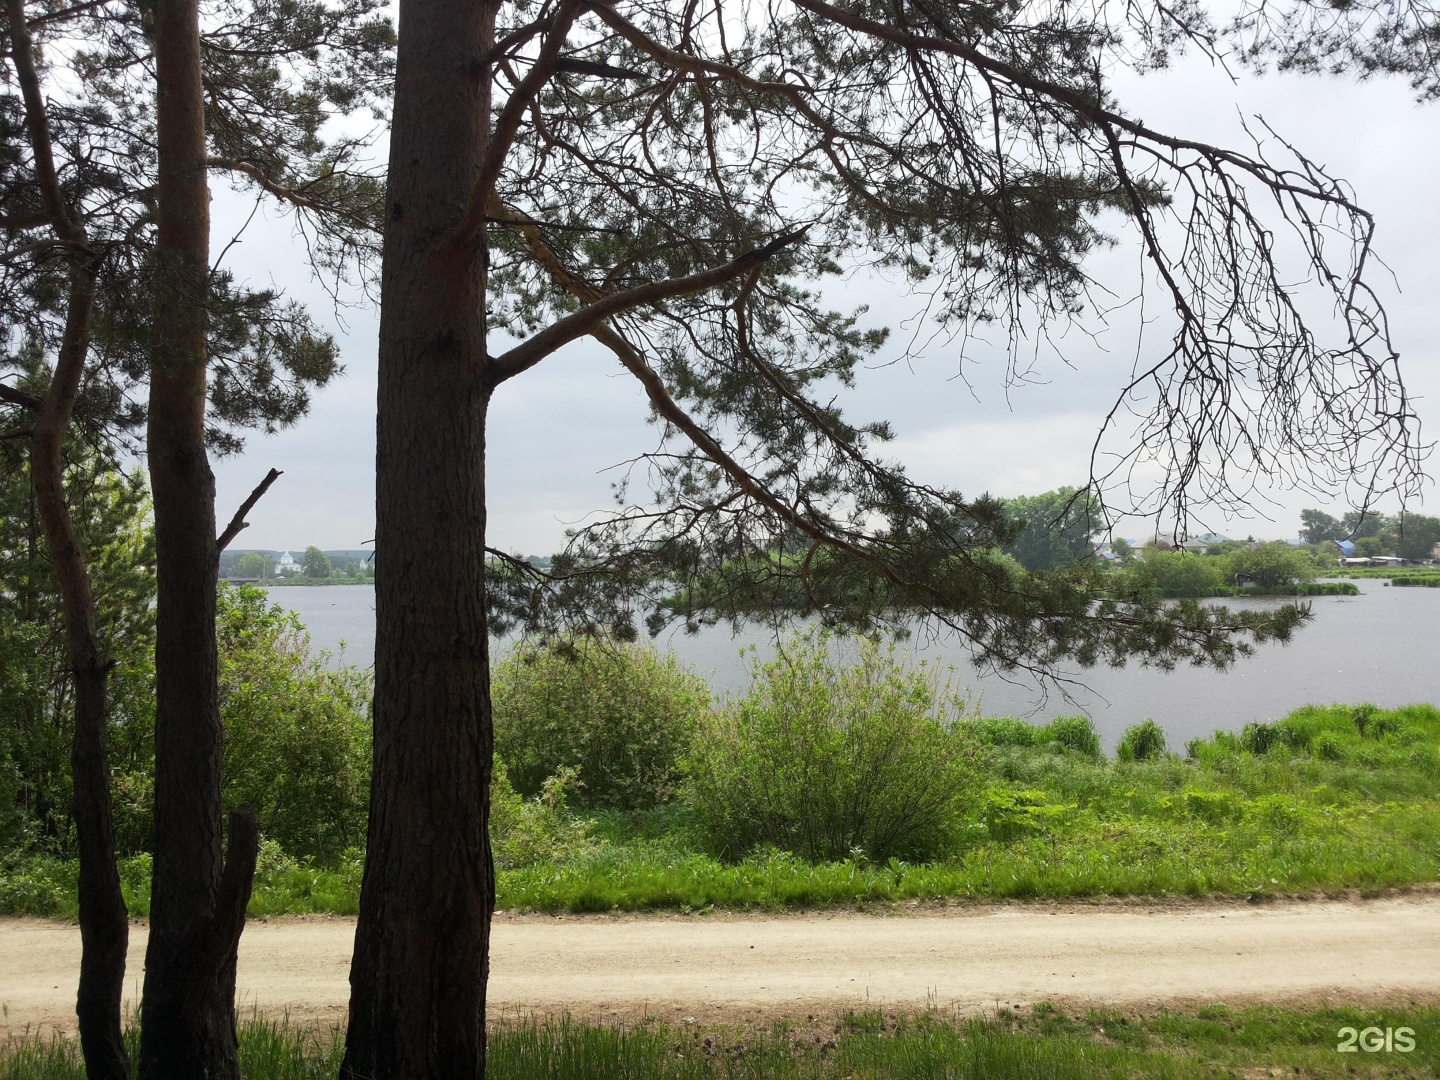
5 896 1439 1039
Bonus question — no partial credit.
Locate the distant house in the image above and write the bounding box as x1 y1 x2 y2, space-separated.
1145 536 1208 553
1194 532 1229 546
277 550 299 574
1098 540 1138 562
1331 539 1355 559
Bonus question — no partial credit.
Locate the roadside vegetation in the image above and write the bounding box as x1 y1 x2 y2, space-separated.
3 1002 1436 1079
5 621 1438 919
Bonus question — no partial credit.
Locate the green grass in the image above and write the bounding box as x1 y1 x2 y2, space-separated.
1331 566 1440 580
4 1005 1438 1079
4 703 1438 919
1122 581 1360 598
497 702 1440 912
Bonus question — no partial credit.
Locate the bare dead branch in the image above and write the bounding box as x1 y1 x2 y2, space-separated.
217 467 283 552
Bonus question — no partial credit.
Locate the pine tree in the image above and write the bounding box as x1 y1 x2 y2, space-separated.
345 0 1424 1074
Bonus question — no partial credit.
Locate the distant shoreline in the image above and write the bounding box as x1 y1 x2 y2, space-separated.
224 579 375 588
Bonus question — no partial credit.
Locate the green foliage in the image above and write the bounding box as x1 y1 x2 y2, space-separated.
1396 514 1440 562
1297 507 1440 561
1354 535 1390 557
489 758 593 870
9 699 1440 916
1225 542 1316 588
300 545 331 579
236 551 274 579
1117 720 1168 762
493 637 710 809
8 1004 1437 1080
1043 716 1102 758
216 586 372 860
1298 508 1343 545
1130 548 1224 597
0 451 156 856
684 631 981 862
964 715 1101 758
1001 487 1100 571
1115 542 1328 597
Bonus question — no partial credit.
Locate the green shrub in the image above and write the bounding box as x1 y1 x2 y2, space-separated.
1116 720 1167 762
217 586 373 862
493 637 710 809
1241 721 1282 755
1313 732 1344 760
1351 704 1379 737
684 631 981 862
489 758 593 869
980 788 1073 841
963 716 1099 759
965 717 1039 748
1182 788 1237 823
1223 542 1317 589
1042 716 1101 758
1132 549 1224 597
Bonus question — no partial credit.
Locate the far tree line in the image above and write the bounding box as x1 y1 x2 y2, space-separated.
221 548 376 582
997 489 1440 573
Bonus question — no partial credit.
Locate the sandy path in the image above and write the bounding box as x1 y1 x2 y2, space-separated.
5 896 1439 1039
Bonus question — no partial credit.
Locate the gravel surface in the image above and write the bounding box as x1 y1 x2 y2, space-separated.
5 895 1439 1039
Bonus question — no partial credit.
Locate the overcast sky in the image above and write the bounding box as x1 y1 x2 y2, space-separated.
209 50 1440 554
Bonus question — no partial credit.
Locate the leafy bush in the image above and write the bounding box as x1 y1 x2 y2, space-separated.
684 631 981 862
1223 542 1317 589
0 458 156 857
1131 549 1223 597
1116 719 1168 762
489 758 593 869
980 788 1073 841
493 637 710 809
217 586 373 861
1182 788 1237 823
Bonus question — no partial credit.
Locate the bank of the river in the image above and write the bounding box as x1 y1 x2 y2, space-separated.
5 702 1437 919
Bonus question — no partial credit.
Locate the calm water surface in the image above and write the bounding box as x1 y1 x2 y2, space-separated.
265 583 1439 749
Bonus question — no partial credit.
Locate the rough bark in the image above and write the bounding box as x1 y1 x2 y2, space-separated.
6 0 131 1072
139 0 257 1074
341 0 499 1075
34 271 131 1080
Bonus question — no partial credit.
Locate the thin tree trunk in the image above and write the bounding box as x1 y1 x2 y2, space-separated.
32 267 131 1080
342 0 498 1074
5 0 130 1072
139 0 258 1073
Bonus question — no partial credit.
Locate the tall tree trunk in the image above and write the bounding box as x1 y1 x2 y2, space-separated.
33 269 131 1080
342 0 498 1074
140 0 258 1074
5 0 130 1071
